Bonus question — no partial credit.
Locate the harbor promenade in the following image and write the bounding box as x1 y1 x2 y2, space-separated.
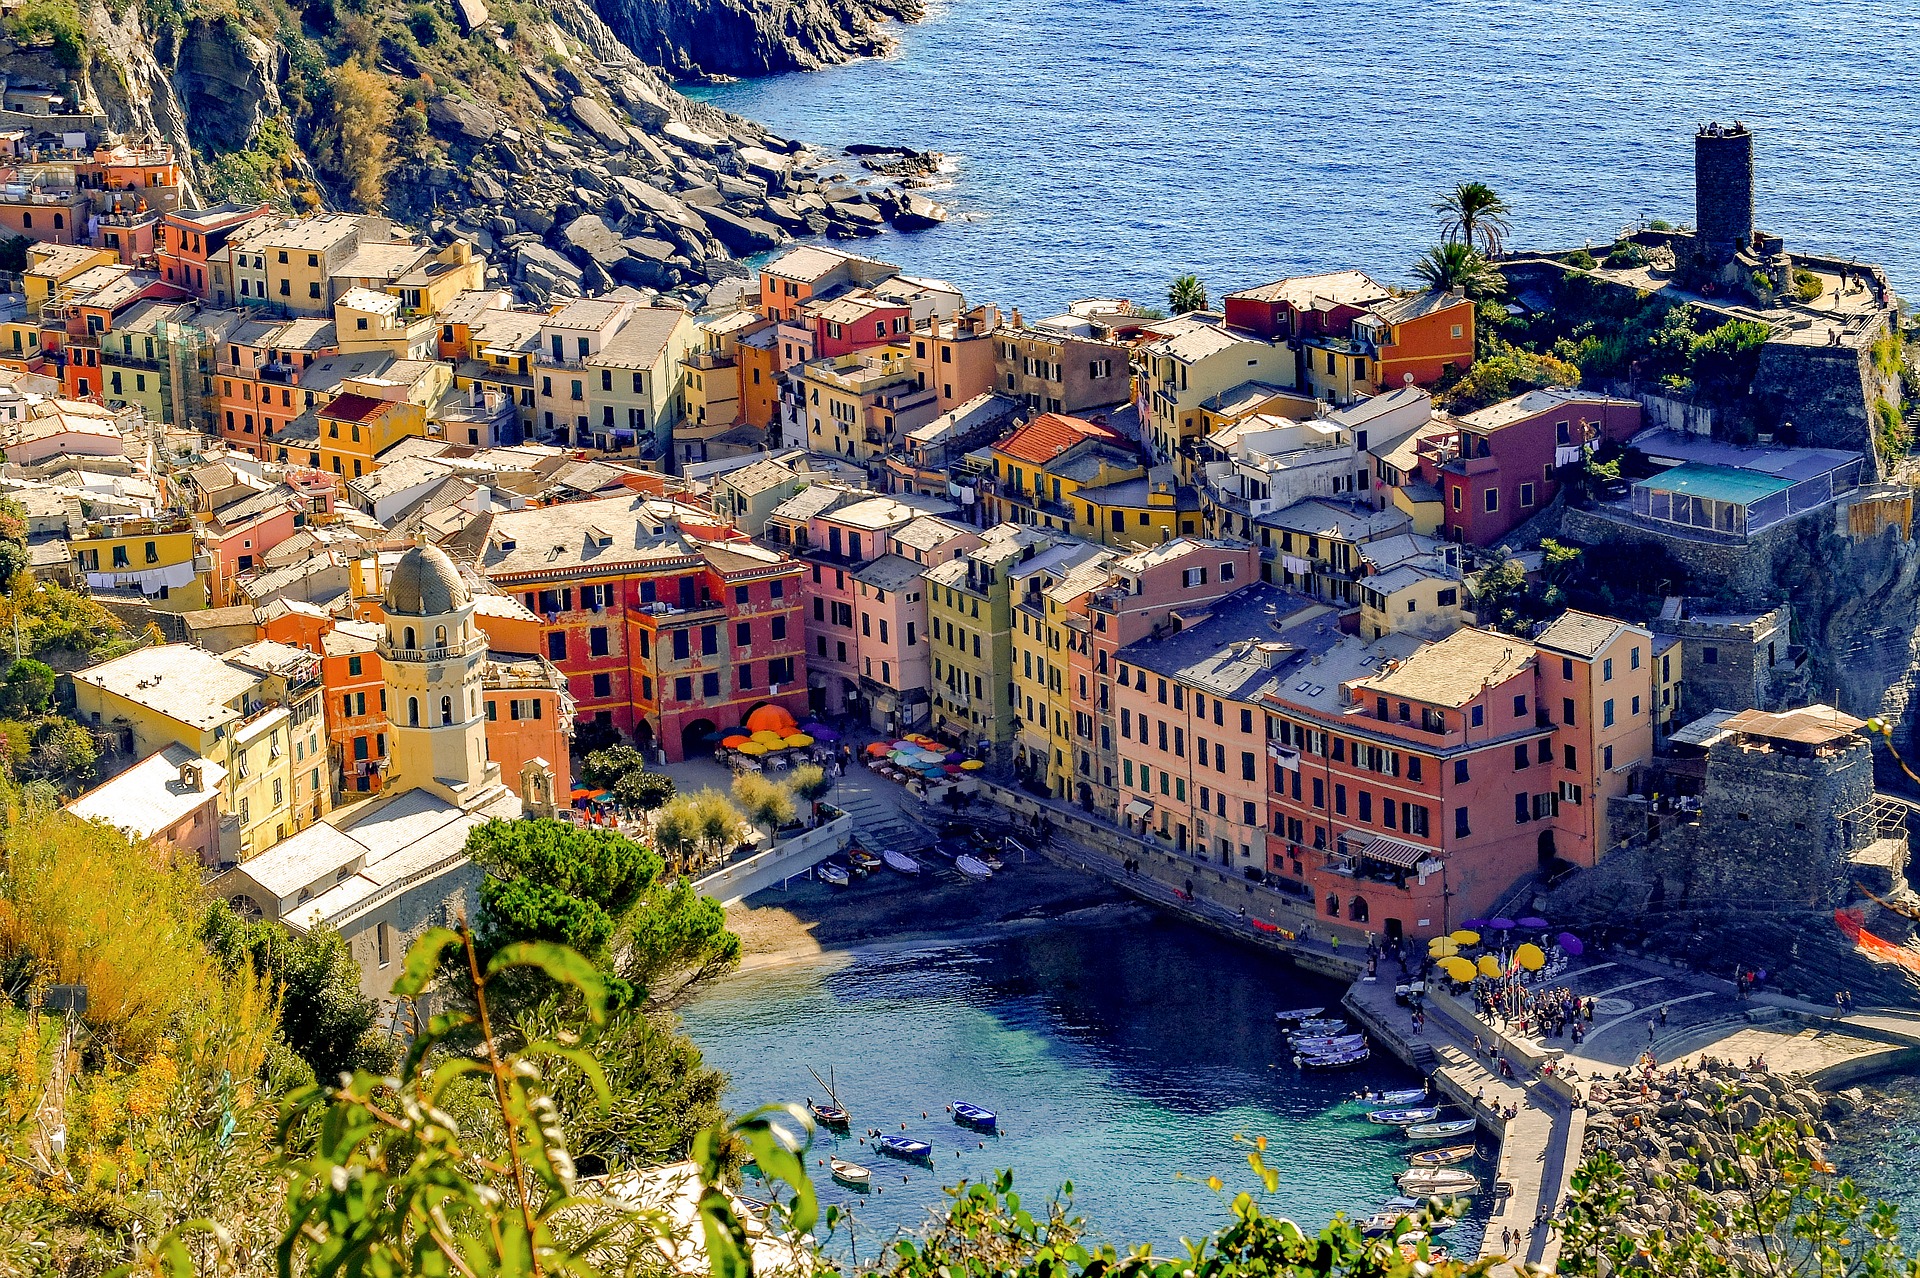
975 779 1920 1275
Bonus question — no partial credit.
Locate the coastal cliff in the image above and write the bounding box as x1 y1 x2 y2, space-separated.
591 0 923 80
23 0 937 310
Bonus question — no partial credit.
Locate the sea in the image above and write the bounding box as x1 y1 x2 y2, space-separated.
686 0 1920 316
678 918 1489 1261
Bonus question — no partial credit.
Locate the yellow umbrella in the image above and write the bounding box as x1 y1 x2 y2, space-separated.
1477 954 1505 979
784 733 815 747
760 738 787 751
736 741 767 756
1515 942 1546 971
1450 929 1481 946
1427 936 1460 958
960 759 985 771
752 730 786 745
1440 956 1477 982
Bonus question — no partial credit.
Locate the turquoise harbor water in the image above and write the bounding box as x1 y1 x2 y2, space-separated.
679 919 1489 1259
690 0 1920 314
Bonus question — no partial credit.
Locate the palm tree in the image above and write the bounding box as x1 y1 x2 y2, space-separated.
1412 243 1506 300
1167 274 1208 314
1433 182 1514 258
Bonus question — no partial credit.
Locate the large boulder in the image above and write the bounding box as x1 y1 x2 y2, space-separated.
612 178 705 233
514 242 584 298
610 73 672 130
893 194 949 231
560 215 630 269
692 204 786 254
570 97 630 151
429 96 502 144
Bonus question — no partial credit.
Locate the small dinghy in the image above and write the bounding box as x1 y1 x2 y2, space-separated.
1295 1018 1348 1035
808 1098 850 1128
1291 1033 1366 1052
883 849 921 875
1295 1046 1370 1069
951 1101 997 1131
1396 1167 1481 1195
876 1134 933 1162
848 846 882 872
818 862 851 887
1408 1144 1477 1168
1367 1106 1440 1126
829 1158 871 1188
1355 1088 1428 1107
1275 1007 1326 1022
954 854 994 880
1404 1119 1476 1141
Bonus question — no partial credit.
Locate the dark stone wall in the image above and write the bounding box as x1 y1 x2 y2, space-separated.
1695 127 1754 265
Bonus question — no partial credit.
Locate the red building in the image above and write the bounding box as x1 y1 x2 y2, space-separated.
477 494 809 761
157 202 271 306
804 292 913 360
1224 271 1390 341
1438 389 1641 544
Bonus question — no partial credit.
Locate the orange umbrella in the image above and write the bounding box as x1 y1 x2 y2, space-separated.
721 735 750 748
746 704 798 733
865 742 888 757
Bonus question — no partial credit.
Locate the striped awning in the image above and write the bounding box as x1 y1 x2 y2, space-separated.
1359 835 1429 869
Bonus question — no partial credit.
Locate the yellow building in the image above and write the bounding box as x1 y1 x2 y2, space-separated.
254 214 373 316
1136 315 1296 476
798 345 938 464
335 287 435 358
1072 467 1203 548
387 241 487 317
987 412 1147 537
100 299 191 424
1010 547 1113 797
72 640 330 860
315 386 431 482
679 310 768 450
69 512 210 612
1194 381 1320 436
22 243 117 318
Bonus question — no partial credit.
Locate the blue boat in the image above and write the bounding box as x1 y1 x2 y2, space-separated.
951 1101 997 1131
877 1134 934 1161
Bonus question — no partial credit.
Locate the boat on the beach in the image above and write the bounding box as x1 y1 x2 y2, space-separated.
1291 1032 1365 1052
1355 1088 1428 1106
1367 1107 1440 1126
829 1158 871 1188
954 854 994 880
848 846 882 873
818 862 851 888
1396 1167 1481 1195
1408 1144 1477 1168
1404 1119 1476 1141
1295 1046 1370 1069
1275 1008 1326 1022
808 1098 850 1128
951 1101 997 1131
883 850 921 875
876 1134 933 1161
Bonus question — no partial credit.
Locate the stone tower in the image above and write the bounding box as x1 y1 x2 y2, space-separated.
381 544 500 803
1695 121 1755 266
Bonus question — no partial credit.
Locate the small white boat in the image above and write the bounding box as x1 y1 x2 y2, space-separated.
829 1158 870 1187
1355 1088 1428 1107
818 862 850 887
1396 1167 1481 1195
1275 1007 1326 1022
1367 1106 1440 1126
1405 1119 1476 1140
883 849 920 875
955 854 994 880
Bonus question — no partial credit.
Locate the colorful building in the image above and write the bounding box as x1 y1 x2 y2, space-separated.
1438 390 1642 544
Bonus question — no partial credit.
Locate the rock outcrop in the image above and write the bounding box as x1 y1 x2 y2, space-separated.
588 0 923 80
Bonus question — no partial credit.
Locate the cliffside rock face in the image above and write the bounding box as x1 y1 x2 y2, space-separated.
172 17 281 154
589 0 923 79
83 7 197 196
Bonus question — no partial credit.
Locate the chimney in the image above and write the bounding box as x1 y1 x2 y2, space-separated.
178 760 202 792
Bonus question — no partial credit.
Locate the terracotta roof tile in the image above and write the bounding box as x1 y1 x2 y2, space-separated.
995 412 1125 466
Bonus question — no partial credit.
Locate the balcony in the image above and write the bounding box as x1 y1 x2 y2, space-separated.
684 350 735 372
378 635 489 663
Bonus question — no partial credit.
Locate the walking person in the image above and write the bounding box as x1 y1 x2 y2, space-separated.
1659 1004 1669 1026
1647 1016 1658 1043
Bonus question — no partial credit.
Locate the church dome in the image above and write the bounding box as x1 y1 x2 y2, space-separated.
384 544 470 617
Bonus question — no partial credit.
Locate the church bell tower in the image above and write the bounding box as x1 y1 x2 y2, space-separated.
380 544 500 804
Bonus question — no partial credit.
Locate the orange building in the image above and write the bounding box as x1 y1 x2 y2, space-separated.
757 244 898 324
738 327 779 430
157 202 271 306
909 304 1001 415
214 315 339 457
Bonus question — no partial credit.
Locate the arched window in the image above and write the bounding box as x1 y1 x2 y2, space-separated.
435 625 447 648
403 626 416 650
1349 896 1369 923
440 696 453 725
52 213 63 229
1325 893 1340 918
407 697 419 726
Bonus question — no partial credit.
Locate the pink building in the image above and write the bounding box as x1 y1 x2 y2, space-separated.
1438 389 1641 544
851 516 980 734
199 486 308 605
65 743 226 865
1082 539 1264 817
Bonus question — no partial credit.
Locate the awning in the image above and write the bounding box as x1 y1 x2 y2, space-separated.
1359 835 1430 869
1124 799 1152 818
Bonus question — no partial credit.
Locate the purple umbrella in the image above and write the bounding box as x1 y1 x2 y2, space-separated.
1557 932 1584 955
802 722 841 742
1488 917 1517 930
1462 918 1490 929
1518 916 1549 929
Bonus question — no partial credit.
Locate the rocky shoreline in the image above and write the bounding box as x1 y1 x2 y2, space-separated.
1580 1059 1856 1211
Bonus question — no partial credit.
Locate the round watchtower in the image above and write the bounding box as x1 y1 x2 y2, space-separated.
1695 122 1754 266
